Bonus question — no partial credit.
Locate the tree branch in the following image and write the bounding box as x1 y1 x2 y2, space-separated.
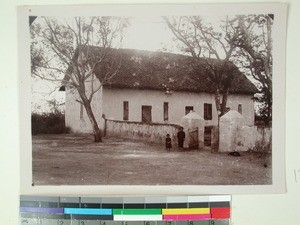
162 16 198 58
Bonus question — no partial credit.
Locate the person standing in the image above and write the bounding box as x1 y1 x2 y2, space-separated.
165 134 172 151
177 127 185 148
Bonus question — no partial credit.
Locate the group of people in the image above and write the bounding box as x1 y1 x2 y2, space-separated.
165 127 185 151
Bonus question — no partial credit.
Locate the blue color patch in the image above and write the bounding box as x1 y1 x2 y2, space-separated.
20 207 64 214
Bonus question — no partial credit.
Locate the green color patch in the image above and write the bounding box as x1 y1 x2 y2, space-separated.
113 209 162 215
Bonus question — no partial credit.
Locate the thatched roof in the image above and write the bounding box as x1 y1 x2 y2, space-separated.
69 46 257 95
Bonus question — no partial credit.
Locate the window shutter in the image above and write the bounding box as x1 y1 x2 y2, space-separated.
142 106 152 123
164 102 169 121
123 101 129 120
204 103 212 120
185 106 194 115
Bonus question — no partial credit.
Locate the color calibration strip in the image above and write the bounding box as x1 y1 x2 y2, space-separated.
20 196 231 225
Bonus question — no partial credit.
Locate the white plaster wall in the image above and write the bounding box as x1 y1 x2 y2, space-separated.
181 112 205 149
65 78 104 133
106 120 180 145
238 126 272 152
219 119 235 152
220 117 272 152
65 86 255 134
219 111 246 152
102 88 255 127
226 94 255 126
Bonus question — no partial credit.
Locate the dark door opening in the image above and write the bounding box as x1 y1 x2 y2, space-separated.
142 105 152 123
204 126 213 147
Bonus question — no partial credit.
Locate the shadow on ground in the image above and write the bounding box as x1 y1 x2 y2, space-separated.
32 134 272 185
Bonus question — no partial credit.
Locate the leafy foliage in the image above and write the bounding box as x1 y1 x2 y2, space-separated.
32 111 69 135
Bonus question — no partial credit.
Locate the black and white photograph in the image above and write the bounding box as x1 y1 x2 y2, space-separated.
19 4 286 194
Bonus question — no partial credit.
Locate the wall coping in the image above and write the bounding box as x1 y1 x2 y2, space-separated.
106 119 182 129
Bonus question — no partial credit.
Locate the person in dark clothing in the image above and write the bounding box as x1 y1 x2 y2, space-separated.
165 134 172 151
177 127 185 147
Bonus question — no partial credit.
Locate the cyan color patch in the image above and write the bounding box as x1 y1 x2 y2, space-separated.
64 208 112 215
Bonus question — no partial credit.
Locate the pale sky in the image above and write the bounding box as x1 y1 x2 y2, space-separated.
122 16 176 52
122 15 225 53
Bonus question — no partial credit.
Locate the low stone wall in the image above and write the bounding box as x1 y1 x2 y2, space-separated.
220 125 272 152
218 110 272 152
105 120 181 145
106 119 271 152
237 126 272 152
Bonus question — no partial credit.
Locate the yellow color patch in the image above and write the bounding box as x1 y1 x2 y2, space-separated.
162 208 210 215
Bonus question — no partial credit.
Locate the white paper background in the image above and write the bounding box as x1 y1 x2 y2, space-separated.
18 3 286 196
0 0 299 225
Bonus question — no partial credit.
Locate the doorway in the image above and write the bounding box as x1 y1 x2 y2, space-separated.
141 105 152 123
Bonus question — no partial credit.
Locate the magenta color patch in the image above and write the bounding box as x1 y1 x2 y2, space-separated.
163 214 211 220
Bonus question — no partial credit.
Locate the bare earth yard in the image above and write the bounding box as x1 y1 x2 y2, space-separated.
32 134 272 185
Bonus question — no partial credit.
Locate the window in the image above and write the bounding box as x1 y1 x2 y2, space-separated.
123 101 129 120
238 104 242 114
204 103 212 120
185 106 194 115
164 102 169 121
142 105 152 123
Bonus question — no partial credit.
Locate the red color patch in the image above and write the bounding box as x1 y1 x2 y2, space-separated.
210 207 230 219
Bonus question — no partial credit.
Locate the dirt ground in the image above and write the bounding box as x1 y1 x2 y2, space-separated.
32 134 272 185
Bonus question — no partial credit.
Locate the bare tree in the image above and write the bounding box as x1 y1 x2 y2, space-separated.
163 16 239 117
228 15 273 124
31 17 128 142
163 16 241 151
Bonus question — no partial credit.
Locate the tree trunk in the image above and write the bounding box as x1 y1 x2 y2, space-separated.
213 90 221 152
85 103 102 142
266 93 272 126
220 89 229 116
214 89 221 114
80 96 102 142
